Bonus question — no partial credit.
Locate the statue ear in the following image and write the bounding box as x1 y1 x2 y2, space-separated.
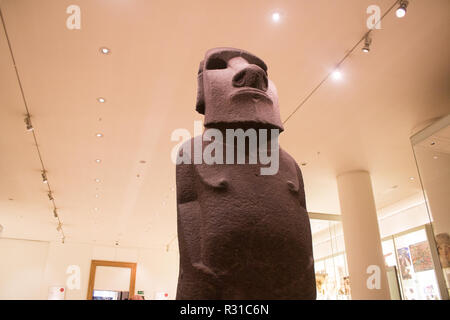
195 61 205 114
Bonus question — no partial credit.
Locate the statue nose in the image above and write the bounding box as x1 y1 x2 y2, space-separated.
232 65 268 91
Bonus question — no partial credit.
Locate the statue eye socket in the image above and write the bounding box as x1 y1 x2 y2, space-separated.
206 58 227 70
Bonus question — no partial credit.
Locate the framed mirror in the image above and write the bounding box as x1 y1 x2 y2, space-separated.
87 260 137 300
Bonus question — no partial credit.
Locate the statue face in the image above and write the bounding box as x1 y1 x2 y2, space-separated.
197 48 284 131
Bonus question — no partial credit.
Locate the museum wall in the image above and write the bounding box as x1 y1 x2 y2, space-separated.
0 238 179 300
378 200 431 238
0 238 49 299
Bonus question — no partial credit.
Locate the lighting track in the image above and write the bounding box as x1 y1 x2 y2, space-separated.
0 8 66 243
282 0 402 125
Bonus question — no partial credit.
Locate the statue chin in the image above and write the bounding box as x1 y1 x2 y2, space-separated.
204 101 284 132
205 121 283 132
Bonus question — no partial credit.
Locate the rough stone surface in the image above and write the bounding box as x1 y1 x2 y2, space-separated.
176 48 316 299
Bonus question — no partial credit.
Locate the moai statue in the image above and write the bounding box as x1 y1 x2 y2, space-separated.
175 48 316 299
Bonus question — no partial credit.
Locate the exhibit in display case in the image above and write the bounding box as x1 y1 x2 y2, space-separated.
382 225 445 300
310 214 350 300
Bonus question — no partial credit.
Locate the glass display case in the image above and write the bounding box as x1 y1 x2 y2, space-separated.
309 213 350 300
382 225 444 300
410 114 450 299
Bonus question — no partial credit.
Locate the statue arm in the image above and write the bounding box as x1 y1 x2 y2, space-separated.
176 156 202 267
294 161 307 211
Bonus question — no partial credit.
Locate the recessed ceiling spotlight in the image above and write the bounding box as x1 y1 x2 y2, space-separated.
409 177 415 181
433 156 438 160
96 133 103 137
95 159 101 163
95 178 101 183
272 12 281 22
100 47 111 54
97 97 106 103
396 0 408 18
95 194 99 198
331 70 342 81
94 207 99 211
430 142 436 146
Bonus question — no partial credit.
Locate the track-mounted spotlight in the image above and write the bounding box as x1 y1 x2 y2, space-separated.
53 208 58 218
24 115 33 131
362 33 372 53
48 191 54 201
41 171 48 184
396 0 409 18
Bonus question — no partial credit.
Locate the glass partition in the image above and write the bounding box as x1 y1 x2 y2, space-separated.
382 225 445 300
309 214 350 300
410 114 450 299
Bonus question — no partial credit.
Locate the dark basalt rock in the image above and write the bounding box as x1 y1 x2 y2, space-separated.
176 48 316 299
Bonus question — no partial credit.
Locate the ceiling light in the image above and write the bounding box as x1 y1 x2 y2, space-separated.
97 97 106 103
94 207 99 211
96 133 103 137
56 222 62 231
95 159 101 163
41 171 48 184
95 194 99 198
331 70 342 81
48 191 54 201
433 156 438 160
396 0 408 18
62 236 65 244
362 33 372 53
24 115 33 131
409 177 414 181
430 142 436 146
95 178 101 183
272 12 281 22
53 208 58 218
100 47 110 54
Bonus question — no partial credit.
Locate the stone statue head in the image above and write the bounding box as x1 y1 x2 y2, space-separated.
195 47 284 132
436 232 450 268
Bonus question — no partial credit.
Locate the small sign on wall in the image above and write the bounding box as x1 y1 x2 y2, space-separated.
155 292 169 300
48 286 65 300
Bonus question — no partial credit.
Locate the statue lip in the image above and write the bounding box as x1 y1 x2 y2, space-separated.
230 88 271 101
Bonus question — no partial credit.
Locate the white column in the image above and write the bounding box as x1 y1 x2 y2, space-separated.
337 170 390 299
